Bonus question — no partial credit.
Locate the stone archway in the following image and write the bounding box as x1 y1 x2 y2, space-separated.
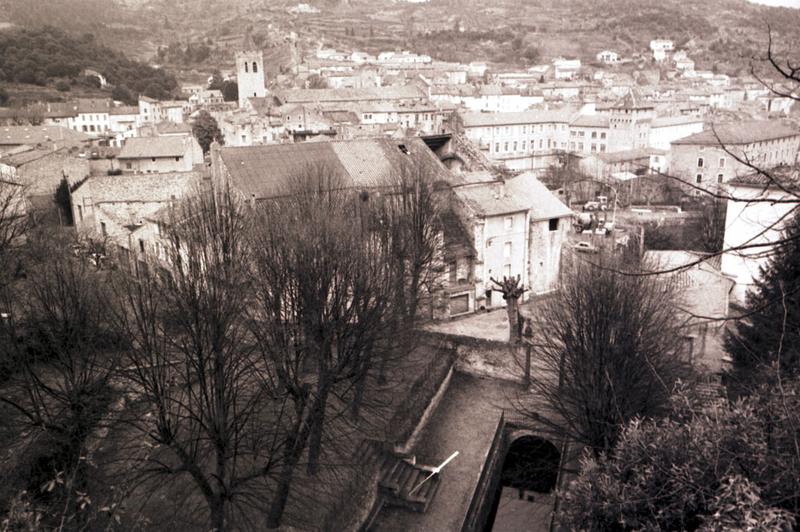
500 435 560 493
482 433 561 532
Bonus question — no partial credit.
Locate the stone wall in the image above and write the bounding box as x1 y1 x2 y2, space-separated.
422 331 523 383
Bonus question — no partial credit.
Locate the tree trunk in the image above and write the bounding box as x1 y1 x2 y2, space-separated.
506 296 521 344
351 341 373 419
209 493 225 532
266 395 311 528
306 382 330 475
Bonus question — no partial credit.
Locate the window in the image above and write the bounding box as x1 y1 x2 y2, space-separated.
175 157 180 162
495 143 500 153
578 142 584 151
696 174 702 183
591 131 597 139
591 144 597 153
513 141 517 151
539 139 543 149
600 132 606 139
244 62 248 73
504 217 513 230
549 218 559 231
697 157 704 167
503 264 511 278
253 62 258 73
139 239 145 253
77 205 83 221
242 135 247 143
503 242 511 258
125 162 132 169
504 142 509 152
522 140 526 150
151 158 156 162
100 222 107 236
448 261 457 283
719 157 725 168
717 174 724 183
600 144 606 152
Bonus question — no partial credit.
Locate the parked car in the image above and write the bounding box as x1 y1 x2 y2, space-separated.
573 241 599 254
582 201 607 212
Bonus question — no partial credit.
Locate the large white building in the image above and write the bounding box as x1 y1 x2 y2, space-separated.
452 173 572 308
460 110 574 171
721 169 799 303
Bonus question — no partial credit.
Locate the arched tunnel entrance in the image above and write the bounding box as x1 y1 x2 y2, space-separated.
483 435 561 532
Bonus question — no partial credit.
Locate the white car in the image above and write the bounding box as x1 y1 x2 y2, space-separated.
573 241 599 254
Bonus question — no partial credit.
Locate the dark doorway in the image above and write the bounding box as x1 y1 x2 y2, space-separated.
483 436 560 531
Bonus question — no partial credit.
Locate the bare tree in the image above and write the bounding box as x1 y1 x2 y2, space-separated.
518 256 693 458
490 275 526 344
112 187 279 531
246 163 441 526
0 231 120 528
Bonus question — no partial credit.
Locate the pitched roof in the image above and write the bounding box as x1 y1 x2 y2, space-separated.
276 85 426 104
73 171 201 203
75 98 113 114
727 166 800 190
0 126 91 147
156 121 193 135
613 88 653 110
671 121 800 146
454 173 572 219
650 115 704 128
109 105 140 116
118 136 191 159
461 109 575 127
218 137 452 199
0 147 54 167
570 114 610 128
598 147 662 163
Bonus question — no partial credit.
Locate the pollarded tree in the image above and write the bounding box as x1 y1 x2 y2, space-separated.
518 255 692 457
725 210 800 375
490 275 526 344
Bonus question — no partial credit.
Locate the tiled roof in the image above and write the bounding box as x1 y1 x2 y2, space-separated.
570 114 609 128
218 137 452 199
119 136 190 159
0 147 53 167
598 148 661 163
613 88 654 109
461 109 575 127
454 173 572 219
156 121 193 135
75 98 113 114
109 105 140 116
73 171 201 203
650 115 704 128
727 166 800 189
672 121 800 146
277 85 426 104
0 126 91 147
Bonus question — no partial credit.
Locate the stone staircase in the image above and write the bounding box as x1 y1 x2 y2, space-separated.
378 455 441 513
356 439 442 530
